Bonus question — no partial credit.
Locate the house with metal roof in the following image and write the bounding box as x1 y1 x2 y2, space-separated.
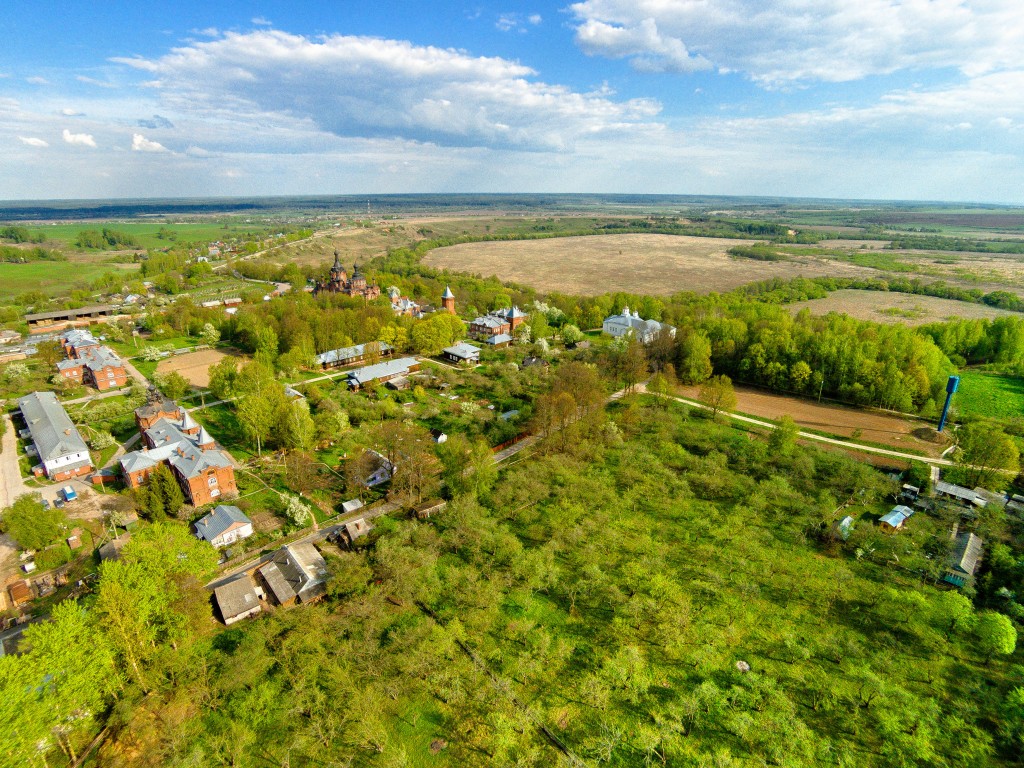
443 342 481 364
602 307 676 344
257 542 329 606
194 504 253 548
879 505 915 532
345 356 420 389
485 333 513 347
17 391 93 481
944 532 984 587
315 341 392 369
214 575 263 625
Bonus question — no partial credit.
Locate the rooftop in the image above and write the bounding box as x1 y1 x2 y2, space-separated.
214 576 261 621
444 342 481 359
195 505 252 544
316 341 392 366
347 356 418 386
18 391 89 461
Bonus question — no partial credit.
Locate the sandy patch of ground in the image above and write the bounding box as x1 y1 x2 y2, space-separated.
424 234 879 296
156 348 247 388
678 383 948 457
787 289 1018 326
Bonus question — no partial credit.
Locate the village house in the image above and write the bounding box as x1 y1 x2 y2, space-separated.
17 391 93 481
315 341 392 370
485 333 513 348
944 532 984 588
194 504 254 549
443 342 481 365
346 357 420 389
119 393 236 506
879 504 915 533
602 307 676 344
214 575 263 625
258 542 329 606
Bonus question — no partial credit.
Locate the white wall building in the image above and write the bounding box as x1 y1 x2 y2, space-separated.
602 307 676 344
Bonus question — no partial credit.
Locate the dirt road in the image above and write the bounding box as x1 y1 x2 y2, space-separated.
0 415 28 509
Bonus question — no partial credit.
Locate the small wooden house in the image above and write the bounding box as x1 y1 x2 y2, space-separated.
879 505 914 533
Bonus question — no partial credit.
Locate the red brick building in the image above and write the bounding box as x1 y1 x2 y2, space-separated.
120 393 236 506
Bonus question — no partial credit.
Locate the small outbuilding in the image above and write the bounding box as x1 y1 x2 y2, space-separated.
412 499 447 520
879 505 915 533
214 575 263 625
341 498 364 514
485 333 512 348
935 481 987 509
339 518 373 548
7 579 31 607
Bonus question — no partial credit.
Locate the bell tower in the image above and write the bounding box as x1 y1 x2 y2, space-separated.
441 285 455 314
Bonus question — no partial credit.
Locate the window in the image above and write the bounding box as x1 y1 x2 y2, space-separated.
210 489 221 498
208 476 218 486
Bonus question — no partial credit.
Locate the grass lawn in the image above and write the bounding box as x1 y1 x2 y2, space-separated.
0 259 138 299
193 403 253 460
956 369 1024 421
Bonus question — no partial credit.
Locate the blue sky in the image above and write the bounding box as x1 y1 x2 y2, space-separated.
3 1 1024 203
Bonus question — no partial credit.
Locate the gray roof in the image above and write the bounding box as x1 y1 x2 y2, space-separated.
444 342 481 360
347 356 418 386
120 415 232 480
341 499 364 514
935 481 987 507
195 505 252 543
880 505 915 528
261 542 328 603
258 561 295 604
471 315 506 329
81 345 124 372
947 532 984 577
486 333 513 345
18 391 89 462
214 576 261 621
442 285 455 299
316 341 392 366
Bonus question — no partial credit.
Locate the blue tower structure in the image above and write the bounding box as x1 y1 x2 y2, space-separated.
937 375 959 432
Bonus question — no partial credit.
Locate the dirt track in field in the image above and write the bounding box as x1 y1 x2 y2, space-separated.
678 383 949 458
155 349 246 388
424 234 879 296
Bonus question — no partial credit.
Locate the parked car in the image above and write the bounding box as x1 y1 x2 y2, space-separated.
62 486 77 502
41 498 50 510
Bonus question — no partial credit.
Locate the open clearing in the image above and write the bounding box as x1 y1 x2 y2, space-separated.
155 348 246 388
955 370 1024 421
424 233 879 295
677 383 948 457
787 289 1018 326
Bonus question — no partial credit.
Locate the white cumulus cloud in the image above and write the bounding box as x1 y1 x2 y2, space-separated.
111 29 661 152
18 136 49 147
62 128 96 147
570 0 1024 85
131 133 167 152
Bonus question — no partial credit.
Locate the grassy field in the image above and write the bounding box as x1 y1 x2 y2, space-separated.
423 233 881 296
955 369 1024 421
26 221 275 249
787 289 1019 326
0 259 138 299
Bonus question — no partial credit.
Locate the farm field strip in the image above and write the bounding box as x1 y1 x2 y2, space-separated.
675 383 948 457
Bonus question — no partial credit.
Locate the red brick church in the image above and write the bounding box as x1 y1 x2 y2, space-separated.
313 251 381 301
